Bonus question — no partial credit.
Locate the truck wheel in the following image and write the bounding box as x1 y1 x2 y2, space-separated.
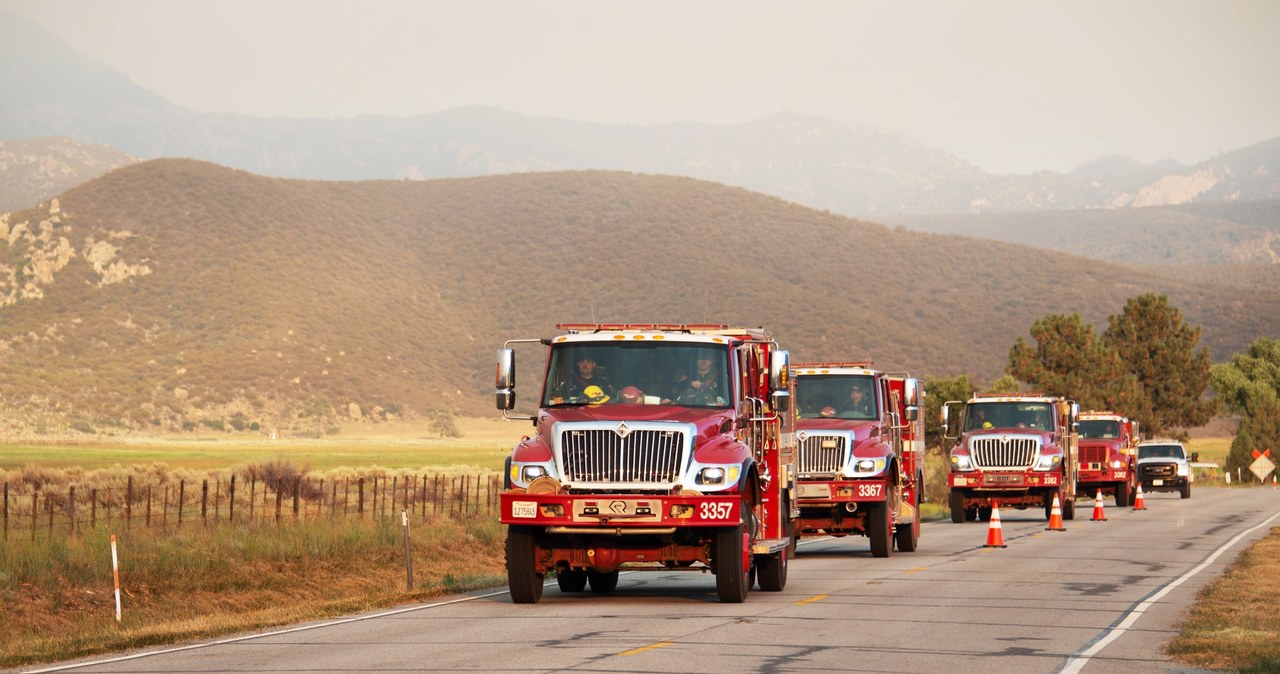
1180 481 1192 499
949 490 966 524
896 485 920 552
715 523 750 603
1114 480 1131 509
868 503 892 558
506 525 543 604
757 547 788 592
556 569 587 592
587 569 619 592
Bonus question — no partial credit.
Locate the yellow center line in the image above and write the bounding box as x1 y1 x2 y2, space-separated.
618 641 673 657
795 594 829 605
903 566 929 574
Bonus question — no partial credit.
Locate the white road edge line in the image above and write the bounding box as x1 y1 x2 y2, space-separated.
24 588 513 673
1060 509 1280 674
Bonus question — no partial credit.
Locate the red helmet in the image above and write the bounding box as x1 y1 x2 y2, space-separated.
620 386 643 403
820 406 837 417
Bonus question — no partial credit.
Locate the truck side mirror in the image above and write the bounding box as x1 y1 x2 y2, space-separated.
770 349 790 390
1191 452 1200 462
941 404 951 438
496 348 516 411
905 405 919 422
772 390 790 413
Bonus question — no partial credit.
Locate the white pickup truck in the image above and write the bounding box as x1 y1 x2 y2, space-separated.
1136 441 1193 499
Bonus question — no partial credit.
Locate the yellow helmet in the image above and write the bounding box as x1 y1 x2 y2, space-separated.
583 385 610 405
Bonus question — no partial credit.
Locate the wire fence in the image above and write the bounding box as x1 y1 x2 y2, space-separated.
1 473 502 543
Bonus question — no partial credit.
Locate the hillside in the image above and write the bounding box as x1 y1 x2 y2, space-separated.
0 137 137 212
2 160 1278 436
887 198 1280 266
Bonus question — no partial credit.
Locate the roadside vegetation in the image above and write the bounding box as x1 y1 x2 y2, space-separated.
1168 527 1280 672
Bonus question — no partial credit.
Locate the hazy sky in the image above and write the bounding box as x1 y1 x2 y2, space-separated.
4 0 1279 175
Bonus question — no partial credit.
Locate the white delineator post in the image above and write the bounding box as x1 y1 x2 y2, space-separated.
111 534 122 622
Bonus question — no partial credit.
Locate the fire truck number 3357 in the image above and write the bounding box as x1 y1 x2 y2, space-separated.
699 502 734 520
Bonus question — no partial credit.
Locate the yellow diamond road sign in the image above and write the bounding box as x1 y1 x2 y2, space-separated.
1249 455 1275 482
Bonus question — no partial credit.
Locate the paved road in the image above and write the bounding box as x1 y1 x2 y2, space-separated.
25 486 1280 674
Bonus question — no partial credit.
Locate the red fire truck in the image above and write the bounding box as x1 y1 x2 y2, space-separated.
790 363 924 556
1077 411 1139 507
495 324 797 603
943 393 1079 523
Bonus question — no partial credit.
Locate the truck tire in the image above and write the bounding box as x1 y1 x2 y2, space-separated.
587 569 619 592
715 523 750 603
896 479 921 552
868 503 892 558
1114 480 1130 509
506 525 543 604
949 490 966 524
1180 481 1191 499
556 569 587 592
756 547 788 592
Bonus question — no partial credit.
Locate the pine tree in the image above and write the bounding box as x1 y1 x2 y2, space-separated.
1007 313 1141 412
1103 294 1216 439
1227 426 1256 484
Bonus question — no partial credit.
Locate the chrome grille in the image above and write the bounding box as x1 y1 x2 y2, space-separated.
971 436 1039 469
799 434 848 474
1140 463 1176 479
560 427 686 484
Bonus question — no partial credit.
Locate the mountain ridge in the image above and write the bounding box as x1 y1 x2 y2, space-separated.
2 159 1276 436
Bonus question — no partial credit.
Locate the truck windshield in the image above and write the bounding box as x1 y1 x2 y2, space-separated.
1138 445 1185 460
964 402 1053 431
795 374 877 420
1079 420 1121 439
542 341 731 408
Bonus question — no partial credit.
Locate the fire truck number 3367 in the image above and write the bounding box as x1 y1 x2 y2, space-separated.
859 484 883 498
699 502 734 520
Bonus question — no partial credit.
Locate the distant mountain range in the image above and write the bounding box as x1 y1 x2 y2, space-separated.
1 160 1277 435
3 11 1279 221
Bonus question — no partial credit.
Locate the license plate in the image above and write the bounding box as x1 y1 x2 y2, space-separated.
1153 479 1164 486
511 501 537 519
987 474 1023 484
798 484 831 499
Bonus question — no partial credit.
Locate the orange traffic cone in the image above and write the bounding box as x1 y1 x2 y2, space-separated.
984 505 1007 548
1133 483 1147 511
1091 489 1107 521
1046 493 1066 531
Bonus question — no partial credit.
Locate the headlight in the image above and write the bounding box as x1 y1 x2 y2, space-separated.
521 465 548 482
1177 463 1189 476
699 467 726 485
1035 454 1062 470
1111 459 1124 469
849 457 887 477
696 465 739 487
950 454 973 471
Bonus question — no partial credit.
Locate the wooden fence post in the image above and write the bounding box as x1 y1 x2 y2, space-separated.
201 480 209 526
46 492 53 537
31 491 38 541
146 486 153 528
249 477 256 523
178 480 185 528
229 475 237 525
358 477 365 517
69 485 77 535
126 476 133 531
163 485 169 529
292 477 300 521
275 479 283 524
